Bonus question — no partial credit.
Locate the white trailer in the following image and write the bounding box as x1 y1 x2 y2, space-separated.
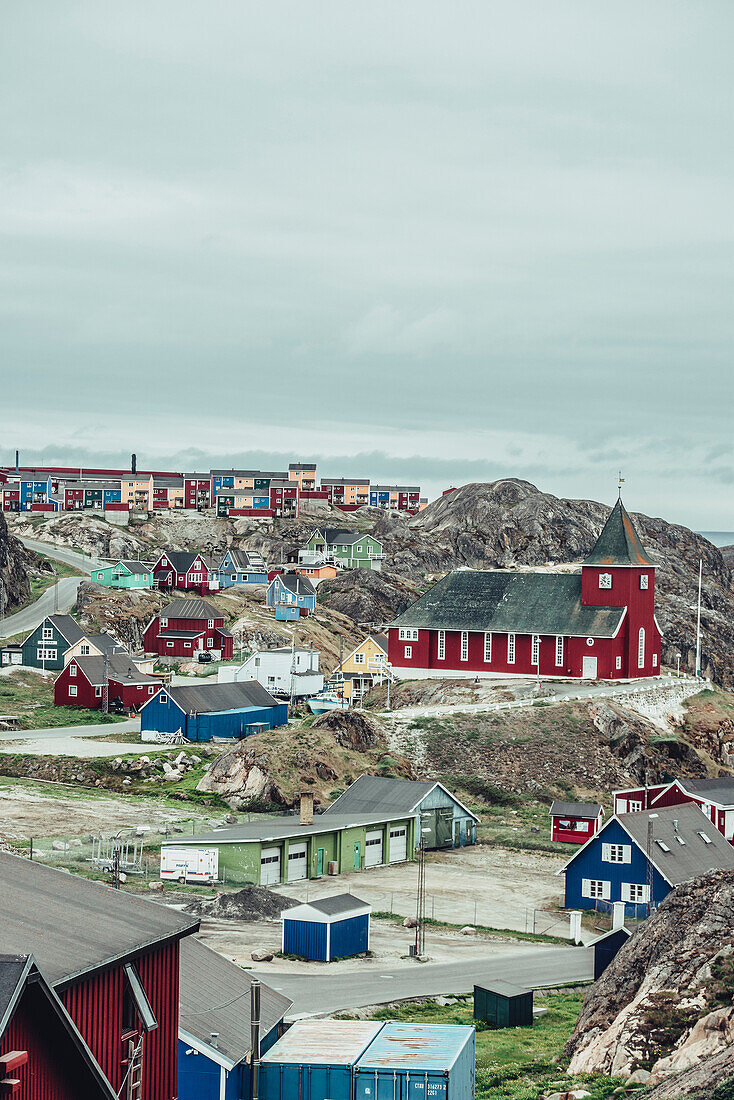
160 846 219 884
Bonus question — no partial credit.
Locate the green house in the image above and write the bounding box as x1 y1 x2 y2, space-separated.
164 812 415 886
18 614 85 671
92 560 155 589
305 528 383 571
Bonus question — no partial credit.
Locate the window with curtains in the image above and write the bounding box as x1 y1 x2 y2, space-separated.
507 634 515 663
638 627 645 668
555 635 563 666
437 631 445 660
484 632 492 662
460 632 468 661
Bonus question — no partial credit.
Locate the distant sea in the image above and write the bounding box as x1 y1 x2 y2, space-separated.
699 532 734 547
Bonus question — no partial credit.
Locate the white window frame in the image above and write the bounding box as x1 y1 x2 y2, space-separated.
69 664 77 677
621 883 649 903
206 637 214 648
404 645 412 659
95 686 102 697
159 694 167 704
36 647 57 661
652 654 658 667
354 653 365 665
616 656 622 670
68 685 77 697
437 630 445 660
460 631 469 661
507 634 515 664
602 842 631 864
42 627 53 640
207 619 214 629
598 573 612 589
638 627 645 669
166 641 174 648
484 632 492 663
399 629 418 641
555 635 563 666
628 799 643 812
582 879 610 900
640 574 649 590
531 634 539 666
184 642 191 649
80 644 90 655
160 618 168 628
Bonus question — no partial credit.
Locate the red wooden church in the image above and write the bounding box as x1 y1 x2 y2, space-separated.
0 850 199 1099
387 499 661 681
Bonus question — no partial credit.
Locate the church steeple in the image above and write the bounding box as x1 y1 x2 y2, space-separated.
583 499 654 568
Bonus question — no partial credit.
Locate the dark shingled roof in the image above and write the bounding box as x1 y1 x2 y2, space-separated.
220 548 266 572
0 852 198 987
160 680 280 715
299 893 369 916
73 655 161 687
583 499 655 567
155 551 207 573
550 801 603 820
47 614 85 645
674 778 734 807
389 571 625 637
276 573 316 597
158 597 222 621
0 954 29 1034
117 560 153 573
325 776 434 816
179 938 291 1067
617 804 734 885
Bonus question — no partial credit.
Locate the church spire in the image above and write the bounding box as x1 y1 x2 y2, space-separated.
583 498 654 568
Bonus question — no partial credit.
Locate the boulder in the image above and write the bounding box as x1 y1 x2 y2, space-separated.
311 709 380 752
459 926 476 936
403 916 418 929
251 951 274 963
148 881 164 891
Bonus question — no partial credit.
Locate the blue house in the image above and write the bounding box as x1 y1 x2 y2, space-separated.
562 803 734 918
178 937 290 1100
266 572 316 621
139 680 288 742
282 894 371 961
19 476 52 509
215 548 268 588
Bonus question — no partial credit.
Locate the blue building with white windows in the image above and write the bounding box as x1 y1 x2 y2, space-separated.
266 572 317 620
215 548 268 588
562 803 734 918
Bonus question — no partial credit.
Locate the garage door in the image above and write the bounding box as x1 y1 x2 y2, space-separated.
287 842 308 882
365 830 383 868
260 846 281 885
389 826 407 863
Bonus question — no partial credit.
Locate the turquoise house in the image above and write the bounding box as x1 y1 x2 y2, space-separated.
92 560 156 589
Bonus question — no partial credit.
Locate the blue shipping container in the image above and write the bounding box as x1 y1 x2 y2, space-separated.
260 1021 385 1100
354 1023 475 1100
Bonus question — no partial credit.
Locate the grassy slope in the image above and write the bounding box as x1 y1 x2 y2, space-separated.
0 670 126 728
351 995 621 1100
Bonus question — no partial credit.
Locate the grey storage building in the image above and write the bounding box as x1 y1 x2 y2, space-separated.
324 775 479 849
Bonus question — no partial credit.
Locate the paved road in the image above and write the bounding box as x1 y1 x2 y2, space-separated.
1 538 106 639
0 718 140 742
255 945 594 1017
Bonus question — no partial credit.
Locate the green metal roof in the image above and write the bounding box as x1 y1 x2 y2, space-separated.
583 499 655 567
388 570 625 637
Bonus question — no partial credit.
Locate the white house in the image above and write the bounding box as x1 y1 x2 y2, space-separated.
218 646 324 699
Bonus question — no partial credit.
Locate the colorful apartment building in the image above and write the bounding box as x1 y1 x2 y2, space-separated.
288 462 318 491
302 528 383 570
368 484 421 512
320 477 371 509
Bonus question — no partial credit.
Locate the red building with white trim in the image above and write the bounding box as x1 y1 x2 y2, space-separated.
387 499 661 681
152 551 212 595
54 655 162 711
143 598 234 660
550 800 604 843
0 850 199 1099
614 777 734 842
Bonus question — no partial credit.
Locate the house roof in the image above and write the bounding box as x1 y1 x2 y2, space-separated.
324 776 479 822
154 680 280 715
550 801 603 820
372 633 389 654
46 614 85 645
289 463 317 471
0 852 199 987
317 528 370 547
72 655 161 687
157 630 206 640
158 598 222 621
583 499 655 568
83 633 124 655
117 560 153 573
220 548 266 572
178 937 291 1070
297 893 369 917
670 778 734 807
562 803 734 886
388 571 626 637
155 551 208 573
0 953 29 1034
166 811 413 847
276 573 316 597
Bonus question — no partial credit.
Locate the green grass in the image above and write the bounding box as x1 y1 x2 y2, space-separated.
354 995 622 1100
0 670 127 728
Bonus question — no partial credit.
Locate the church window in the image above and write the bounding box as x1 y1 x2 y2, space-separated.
555 636 564 666
460 631 468 661
638 628 645 668
437 631 445 660
507 634 515 664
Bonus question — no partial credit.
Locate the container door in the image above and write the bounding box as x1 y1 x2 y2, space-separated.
389 826 407 862
356 1070 403 1099
287 842 308 882
406 1074 447 1098
260 846 281 885
365 829 383 867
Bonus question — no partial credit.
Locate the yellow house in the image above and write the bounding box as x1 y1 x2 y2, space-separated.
329 633 391 702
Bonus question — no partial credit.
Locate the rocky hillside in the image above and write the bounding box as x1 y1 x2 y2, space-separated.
0 511 37 611
566 871 734 1096
316 567 419 626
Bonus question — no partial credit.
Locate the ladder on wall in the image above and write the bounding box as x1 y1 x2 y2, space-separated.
126 1038 143 1100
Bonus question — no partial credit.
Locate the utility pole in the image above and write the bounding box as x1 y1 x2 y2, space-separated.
103 646 110 713
414 831 427 958
695 559 702 677
0 579 5 638
646 814 658 918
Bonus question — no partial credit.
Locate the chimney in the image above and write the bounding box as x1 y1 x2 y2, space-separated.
15 449 19 473
210 1032 219 1049
299 791 314 826
131 453 137 475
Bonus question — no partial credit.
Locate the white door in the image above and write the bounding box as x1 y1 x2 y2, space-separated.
287 842 308 882
582 656 597 679
260 846 281 885
389 826 407 863
365 830 383 868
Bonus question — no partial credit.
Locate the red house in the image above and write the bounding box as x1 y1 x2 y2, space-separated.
0 850 199 1099
387 498 661 681
143 598 234 660
152 551 212 595
614 777 734 843
550 800 604 844
54 655 162 711
183 473 212 510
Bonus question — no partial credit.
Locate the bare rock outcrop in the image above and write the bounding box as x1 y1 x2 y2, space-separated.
197 742 286 808
311 709 380 752
0 511 35 611
566 871 734 1093
316 568 417 625
74 581 166 651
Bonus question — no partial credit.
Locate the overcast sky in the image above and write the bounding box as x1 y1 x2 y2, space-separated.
2 2 732 529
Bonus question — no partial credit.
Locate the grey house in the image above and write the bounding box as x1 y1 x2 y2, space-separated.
325 776 479 849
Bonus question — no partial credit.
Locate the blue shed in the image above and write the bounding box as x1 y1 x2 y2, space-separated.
260 1020 385 1100
140 680 288 742
178 938 290 1100
561 802 734 918
354 1023 476 1100
282 894 371 962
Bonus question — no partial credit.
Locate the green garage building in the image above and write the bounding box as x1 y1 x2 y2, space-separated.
163 811 416 887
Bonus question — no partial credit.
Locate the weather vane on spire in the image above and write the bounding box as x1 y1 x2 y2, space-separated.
618 470 625 499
